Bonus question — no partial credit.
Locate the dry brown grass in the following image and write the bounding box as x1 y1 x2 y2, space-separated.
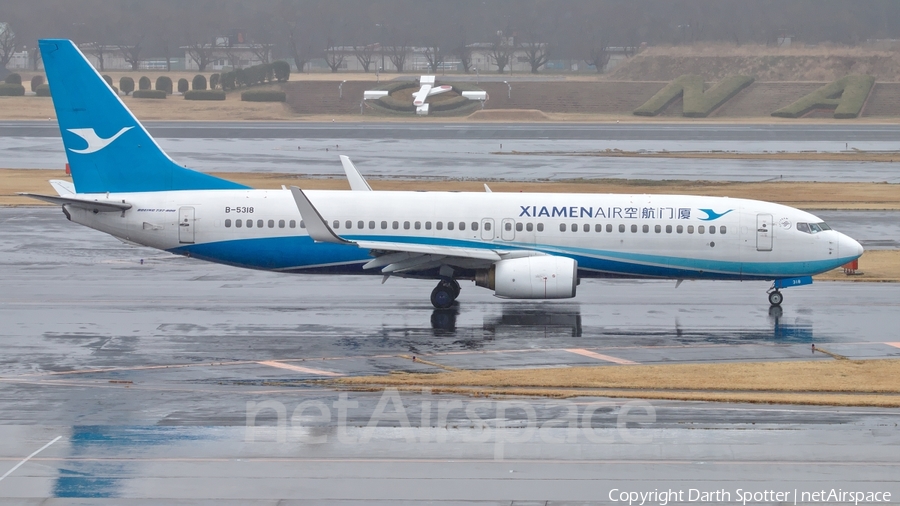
516 149 900 163
334 359 900 407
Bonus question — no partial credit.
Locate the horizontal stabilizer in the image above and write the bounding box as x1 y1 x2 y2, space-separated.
18 192 132 212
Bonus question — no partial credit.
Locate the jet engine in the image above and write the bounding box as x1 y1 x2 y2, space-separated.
475 256 577 299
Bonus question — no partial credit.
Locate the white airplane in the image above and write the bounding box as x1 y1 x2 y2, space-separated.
23 40 864 309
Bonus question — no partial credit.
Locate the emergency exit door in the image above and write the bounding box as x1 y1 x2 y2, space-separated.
179 207 195 244
756 214 773 251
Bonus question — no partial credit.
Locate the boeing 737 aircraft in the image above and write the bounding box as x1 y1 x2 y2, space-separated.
23 39 864 309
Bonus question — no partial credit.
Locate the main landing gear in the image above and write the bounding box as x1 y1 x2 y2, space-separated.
431 278 461 309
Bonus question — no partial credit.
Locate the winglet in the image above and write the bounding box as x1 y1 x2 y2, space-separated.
289 186 353 244
340 155 373 191
483 183 492 193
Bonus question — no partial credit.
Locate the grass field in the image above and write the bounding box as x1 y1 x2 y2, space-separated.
333 358 900 407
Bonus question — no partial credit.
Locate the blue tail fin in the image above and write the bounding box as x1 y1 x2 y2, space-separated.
39 39 248 194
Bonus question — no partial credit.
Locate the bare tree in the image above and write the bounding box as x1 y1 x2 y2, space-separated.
423 43 444 73
117 42 143 71
287 23 313 73
488 38 513 74
353 44 376 72
520 41 549 74
186 41 215 72
586 39 610 73
387 43 408 73
324 38 345 73
456 41 473 74
83 42 108 71
0 23 18 69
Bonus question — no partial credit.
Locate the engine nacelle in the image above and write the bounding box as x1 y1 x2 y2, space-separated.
475 256 577 299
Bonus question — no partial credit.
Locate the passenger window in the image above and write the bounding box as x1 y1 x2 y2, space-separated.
515 223 522 232
537 223 543 232
415 221 421 230
268 220 274 228
666 225 672 233
247 219 253 228
595 224 602 232
448 222 455 230
425 221 432 230
279 220 285 228
333 220 339 229
504 222 511 231
484 222 491 231
472 222 479 231
698 225 705 234
299 220 305 228
235 219 242 228
436 222 443 230
677 225 683 233
403 221 410 230
381 221 387 229
368 221 374 229
709 226 716 235
720 226 726 234
358 221 364 229
559 223 566 232
583 223 590 232
655 225 661 233
392 221 399 230
225 219 232 228
346 220 352 229
289 220 296 228
631 224 638 233
606 224 613 232
526 223 533 232
569 223 576 232
687 225 694 234
619 224 625 233
642 224 649 233
459 222 466 231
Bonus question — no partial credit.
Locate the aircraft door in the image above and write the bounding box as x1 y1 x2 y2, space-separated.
756 214 773 251
501 218 515 241
179 207 195 244
481 218 495 241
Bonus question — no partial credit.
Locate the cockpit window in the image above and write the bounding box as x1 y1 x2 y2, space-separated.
796 222 831 234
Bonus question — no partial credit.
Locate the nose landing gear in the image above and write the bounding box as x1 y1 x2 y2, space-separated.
431 278 461 309
767 276 813 307
767 289 784 307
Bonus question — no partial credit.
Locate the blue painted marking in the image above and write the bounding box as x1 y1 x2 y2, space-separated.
773 276 813 289
697 208 734 221
170 235 857 281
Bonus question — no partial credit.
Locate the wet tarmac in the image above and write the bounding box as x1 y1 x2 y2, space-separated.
4 121 900 182
1 206 900 502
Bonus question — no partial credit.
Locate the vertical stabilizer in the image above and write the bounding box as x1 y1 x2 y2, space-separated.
39 39 248 193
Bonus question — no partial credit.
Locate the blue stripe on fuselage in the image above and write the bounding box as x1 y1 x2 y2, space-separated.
168 235 855 280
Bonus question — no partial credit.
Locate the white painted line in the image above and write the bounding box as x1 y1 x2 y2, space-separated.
565 348 638 365
0 436 62 484
258 361 344 377
886 342 900 349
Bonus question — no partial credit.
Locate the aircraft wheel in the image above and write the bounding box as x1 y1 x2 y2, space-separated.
768 291 784 306
431 283 455 309
449 279 461 298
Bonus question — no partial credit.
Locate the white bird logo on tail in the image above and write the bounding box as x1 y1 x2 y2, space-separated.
66 127 134 154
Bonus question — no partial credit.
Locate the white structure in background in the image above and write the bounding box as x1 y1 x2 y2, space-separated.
364 76 487 115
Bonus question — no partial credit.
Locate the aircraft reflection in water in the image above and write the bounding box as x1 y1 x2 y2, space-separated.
429 304 814 344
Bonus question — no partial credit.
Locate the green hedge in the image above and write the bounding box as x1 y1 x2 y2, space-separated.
4 73 22 85
30 75 45 92
156 76 173 94
177 78 189 94
634 75 754 117
209 73 220 90
184 90 226 101
133 89 167 99
120 77 135 95
371 81 484 115
138 76 151 91
772 75 875 119
35 84 51 97
241 90 286 102
220 61 290 91
192 74 207 90
0 83 26 96
272 60 291 82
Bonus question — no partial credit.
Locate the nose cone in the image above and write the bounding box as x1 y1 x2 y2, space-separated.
839 233 864 259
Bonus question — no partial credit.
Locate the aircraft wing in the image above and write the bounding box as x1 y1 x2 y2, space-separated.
18 192 132 212
290 186 539 273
